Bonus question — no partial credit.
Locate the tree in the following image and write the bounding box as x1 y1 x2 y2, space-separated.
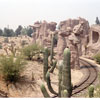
15 25 23 36
21 27 27 35
95 17 100 25
27 27 33 37
3 28 14 37
0 29 3 36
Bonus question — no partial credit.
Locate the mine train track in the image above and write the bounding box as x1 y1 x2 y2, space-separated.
52 58 98 98
0 58 98 98
71 59 97 96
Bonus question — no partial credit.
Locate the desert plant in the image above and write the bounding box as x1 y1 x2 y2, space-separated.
50 34 55 64
22 43 43 60
46 72 57 95
0 55 26 83
88 85 94 98
40 84 50 98
41 48 72 98
93 52 100 64
58 60 63 97
43 47 49 81
62 90 68 97
49 60 57 73
61 48 72 97
0 44 2 49
8 44 17 56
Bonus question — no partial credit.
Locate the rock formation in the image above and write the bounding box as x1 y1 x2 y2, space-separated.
30 17 90 69
30 20 57 47
87 25 100 56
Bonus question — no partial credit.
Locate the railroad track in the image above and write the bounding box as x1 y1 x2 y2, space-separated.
52 58 98 98
71 59 97 96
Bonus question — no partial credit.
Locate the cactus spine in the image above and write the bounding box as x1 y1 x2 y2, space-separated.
88 85 94 98
62 48 72 97
46 72 58 95
40 84 50 98
43 47 49 81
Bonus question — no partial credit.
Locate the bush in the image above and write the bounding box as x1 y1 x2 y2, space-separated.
93 53 100 64
0 55 26 83
22 43 44 60
0 44 2 49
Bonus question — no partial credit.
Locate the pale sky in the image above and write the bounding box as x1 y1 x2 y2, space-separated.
0 0 100 30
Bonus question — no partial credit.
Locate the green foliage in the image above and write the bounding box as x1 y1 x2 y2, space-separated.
3 28 15 37
62 48 72 97
88 85 94 98
46 72 57 95
26 27 33 37
43 47 49 81
0 44 2 49
0 29 3 36
40 84 50 98
93 52 100 64
15 25 23 36
95 17 100 25
0 55 26 83
22 43 43 60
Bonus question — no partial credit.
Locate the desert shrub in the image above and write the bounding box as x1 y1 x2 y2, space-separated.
4 37 9 43
93 53 100 64
0 55 26 83
22 43 44 60
0 44 2 49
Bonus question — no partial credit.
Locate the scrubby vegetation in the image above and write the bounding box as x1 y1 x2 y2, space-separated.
0 55 26 83
93 52 100 64
22 43 44 60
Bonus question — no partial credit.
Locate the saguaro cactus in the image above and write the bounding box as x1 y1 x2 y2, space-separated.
43 47 49 81
40 84 50 98
50 34 55 64
46 72 57 95
88 85 94 98
49 60 57 73
63 90 68 97
41 48 72 98
58 60 63 97
62 48 72 97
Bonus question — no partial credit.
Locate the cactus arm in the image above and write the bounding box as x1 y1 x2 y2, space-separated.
40 84 50 98
50 34 54 64
43 47 49 81
46 72 58 95
49 60 57 73
58 60 63 97
62 48 72 97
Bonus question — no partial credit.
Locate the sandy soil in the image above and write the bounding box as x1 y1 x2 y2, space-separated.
4 61 83 97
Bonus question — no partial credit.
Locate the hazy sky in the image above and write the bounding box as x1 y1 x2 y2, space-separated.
0 0 100 30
